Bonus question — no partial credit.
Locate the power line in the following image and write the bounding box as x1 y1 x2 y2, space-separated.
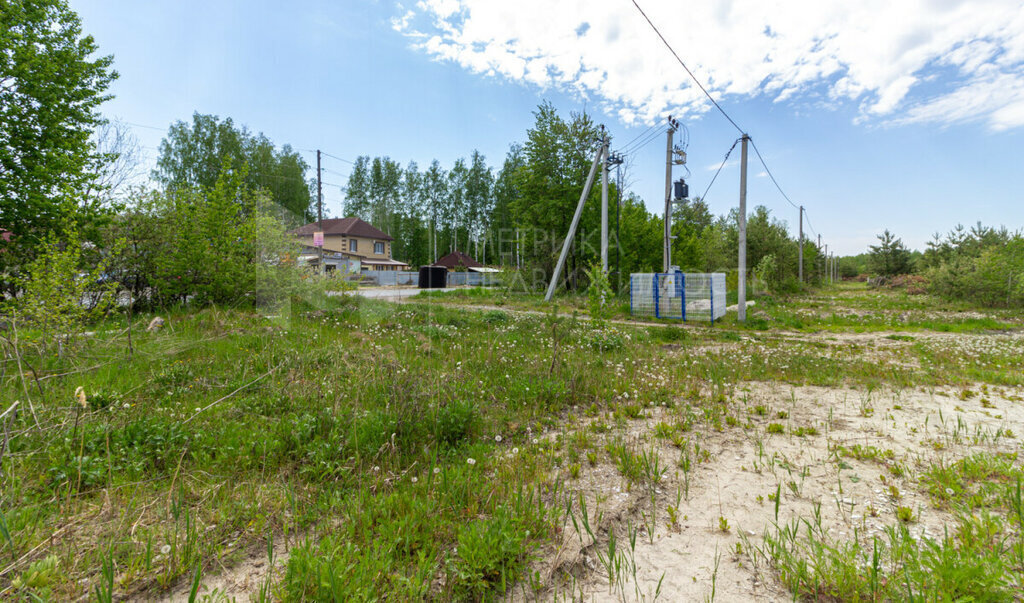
629 0 822 243
622 127 664 154
300 148 355 165
621 127 666 156
124 121 166 132
629 0 745 135
699 137 741 203
619 122 663 152
748 138 800 212
803 212 818 239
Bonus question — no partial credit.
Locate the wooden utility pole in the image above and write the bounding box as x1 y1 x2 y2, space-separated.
738 135 749 322
798 206 804 282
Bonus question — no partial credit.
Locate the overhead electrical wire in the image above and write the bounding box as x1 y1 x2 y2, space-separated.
749 138 799 212
803 212 818 239
620 127 667 157
629 0 828 248
699 137 741 202
318 150 356 165
619 127 663 154
618 121 663 151
629 0 745 135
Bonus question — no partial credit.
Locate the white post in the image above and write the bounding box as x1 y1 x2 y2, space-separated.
601 139 610 273
738 135 749 322
798 206 804 283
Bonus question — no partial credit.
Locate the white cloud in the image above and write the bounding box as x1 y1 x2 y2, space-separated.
392 0 1024 130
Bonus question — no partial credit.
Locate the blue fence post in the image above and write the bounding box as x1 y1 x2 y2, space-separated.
681 273 686 322
654 274 660 319
710 275 715 326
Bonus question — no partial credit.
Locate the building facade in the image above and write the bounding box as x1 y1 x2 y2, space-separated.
291 217 409 271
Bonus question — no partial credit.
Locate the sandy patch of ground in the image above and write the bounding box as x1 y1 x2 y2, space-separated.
159 532 299 602
526 380 1023 602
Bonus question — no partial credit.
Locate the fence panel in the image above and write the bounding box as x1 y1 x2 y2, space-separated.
361 270 418 286
629 272 726 323
447 272 499 287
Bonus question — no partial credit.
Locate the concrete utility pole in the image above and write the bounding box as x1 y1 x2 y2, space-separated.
798 206 804 283
738 134 750 323
817 234 822 281
824 244 829 284
663 118 678 273
545 138 606 301
599 137 610 271
317 150 324 273
606 151 625 292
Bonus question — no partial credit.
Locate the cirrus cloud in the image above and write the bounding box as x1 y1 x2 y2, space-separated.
392 0 1024 130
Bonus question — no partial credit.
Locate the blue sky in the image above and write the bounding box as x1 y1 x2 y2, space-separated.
73 0 1024 255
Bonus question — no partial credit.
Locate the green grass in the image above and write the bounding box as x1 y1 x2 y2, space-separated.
763 512 1022 600
0 294 690 599
922 453 1024 510
2 281 1022 599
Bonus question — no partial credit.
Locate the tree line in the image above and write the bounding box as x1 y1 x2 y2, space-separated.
839 224 1022 308
2 0 823 320
338 102 821 293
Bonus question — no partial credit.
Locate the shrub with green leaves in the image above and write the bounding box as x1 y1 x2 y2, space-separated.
585 261 613 320
7 226 120 354
112 163 301 309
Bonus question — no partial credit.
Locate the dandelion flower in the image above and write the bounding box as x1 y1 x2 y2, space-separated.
411 476 418 484
433 467 441 475
495 435 502 443
466 458 476 466
532 438 539 445
373 465 380 472
945 488 954 496
160 544 171 555
512 447 519 455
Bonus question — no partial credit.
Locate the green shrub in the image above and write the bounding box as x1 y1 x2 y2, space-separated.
435 399 477 449
450 507 529 598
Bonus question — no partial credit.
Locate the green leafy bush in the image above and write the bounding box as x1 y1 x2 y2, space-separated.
450 507 529 598
8 227 119 354
435 399 478 448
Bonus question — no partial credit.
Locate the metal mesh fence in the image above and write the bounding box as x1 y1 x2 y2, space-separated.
629 272 727 322
361 270 419 286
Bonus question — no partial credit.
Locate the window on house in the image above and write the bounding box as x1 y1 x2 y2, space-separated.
375 242 385 254
349 239 357 252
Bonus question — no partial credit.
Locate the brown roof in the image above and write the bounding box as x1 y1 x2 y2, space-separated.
434 251 482 269
290 217 393 241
